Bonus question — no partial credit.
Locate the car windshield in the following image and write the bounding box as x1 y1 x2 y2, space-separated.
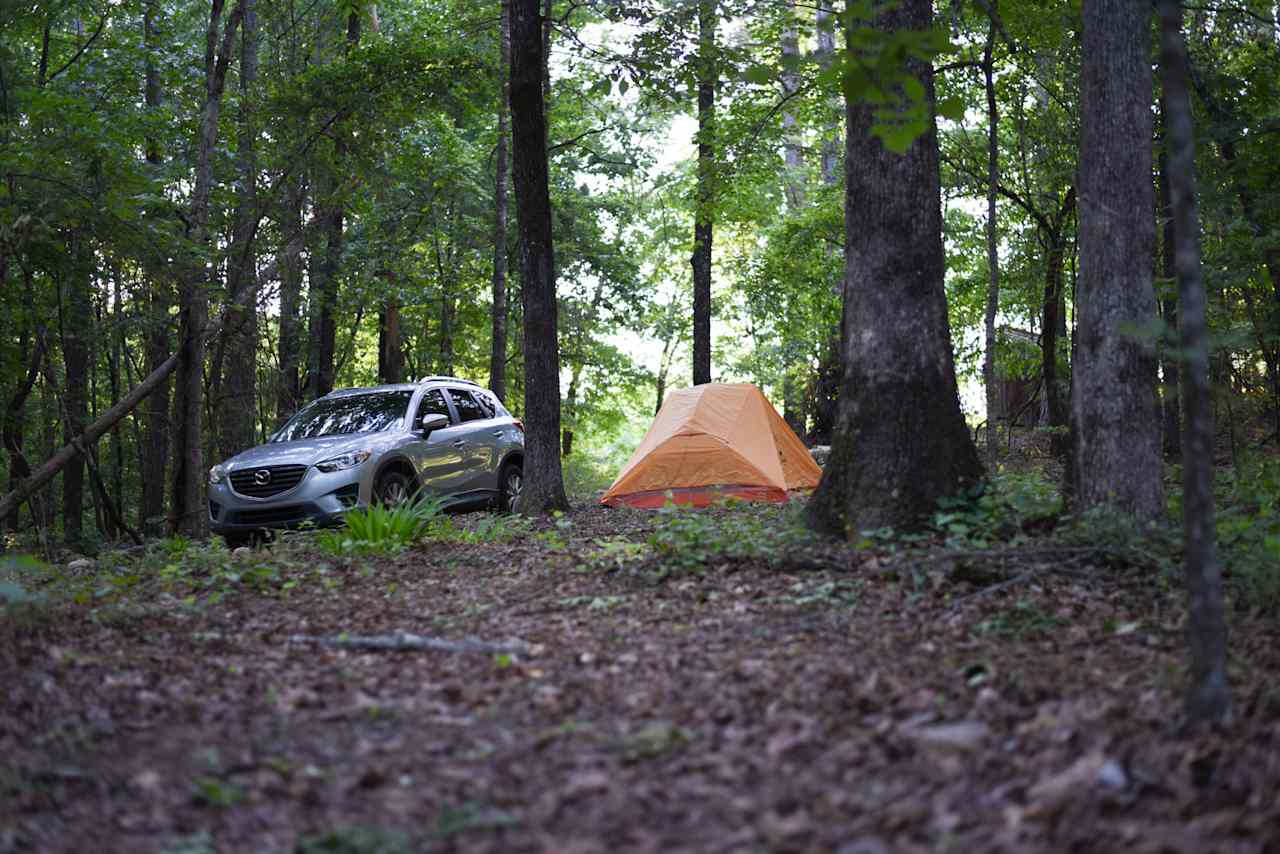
272 390 413 442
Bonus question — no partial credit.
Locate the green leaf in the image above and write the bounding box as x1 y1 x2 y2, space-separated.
745 64 775 86
937 96 966 121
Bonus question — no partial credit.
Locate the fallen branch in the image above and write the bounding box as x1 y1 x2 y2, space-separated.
287 631 530 655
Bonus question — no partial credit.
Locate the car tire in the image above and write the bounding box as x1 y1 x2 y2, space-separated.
497 461 523 513
374 469 415 507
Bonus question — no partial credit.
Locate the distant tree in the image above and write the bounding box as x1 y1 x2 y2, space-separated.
1069 0 1163 517
490 0 512 401
510 0 569 513
691 0 716 386
1158 0 1230 722
805 0 984 537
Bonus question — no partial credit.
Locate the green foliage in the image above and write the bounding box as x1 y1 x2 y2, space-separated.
931 471 1062 547
316 495 449 556
645 501 816 578
1212 459 1280 611
192 776 245 809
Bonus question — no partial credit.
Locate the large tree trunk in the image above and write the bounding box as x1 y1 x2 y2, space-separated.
1071 0 1164 519
690 0 715 386
491 0 511 401
981 17 1000 465
61 239 93 548
169 0 242 537
805 0 983 537
510 0 568 514
140 0 171 535
1158 0 1229 723
214 0 259 459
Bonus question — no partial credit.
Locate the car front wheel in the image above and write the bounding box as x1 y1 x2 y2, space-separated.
498 462 523 513
374 470 414 507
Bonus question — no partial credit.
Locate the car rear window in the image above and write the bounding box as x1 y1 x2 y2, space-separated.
448 389 487 423
272 390 413 442
473 391 497 419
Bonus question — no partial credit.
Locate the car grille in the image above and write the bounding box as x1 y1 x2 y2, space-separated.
233 505 309 526
229 464 308 498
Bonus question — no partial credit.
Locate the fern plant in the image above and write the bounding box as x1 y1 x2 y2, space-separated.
318 494 448 555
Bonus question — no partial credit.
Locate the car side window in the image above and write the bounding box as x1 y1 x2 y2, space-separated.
415 389 452 425
448 389 487 423
473 391 497 419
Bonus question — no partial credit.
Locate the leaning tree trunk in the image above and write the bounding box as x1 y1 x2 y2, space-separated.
491 0 511 401
805 0 983 537
690 0 715 386
1071 0 1164 519
510 0 568 514
1158 0 1230 723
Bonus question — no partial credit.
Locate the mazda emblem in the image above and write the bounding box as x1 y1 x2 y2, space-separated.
253 469 272 486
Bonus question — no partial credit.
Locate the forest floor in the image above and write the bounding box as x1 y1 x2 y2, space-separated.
2 495 1280 853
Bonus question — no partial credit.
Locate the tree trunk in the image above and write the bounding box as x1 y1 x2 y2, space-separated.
491 0 511 401
981 18 1000 466
140 0 171 535
1041 207 1072 459
690 0 715 386
214 0 259 459
3 322 42 533
1158 0 1229 723
1072 0 1164 519
276 175 305 421
61 238 92 548
378 296 404 383
510 0 568 514
805 0 983 537
170 0 242 537
1158 128 1182 460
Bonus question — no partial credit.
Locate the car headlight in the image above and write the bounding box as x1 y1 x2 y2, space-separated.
315 450 372 473
209 464 228 484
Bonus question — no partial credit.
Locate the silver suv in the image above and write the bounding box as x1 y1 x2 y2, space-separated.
208 377 524 544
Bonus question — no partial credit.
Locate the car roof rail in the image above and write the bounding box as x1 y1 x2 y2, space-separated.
415 375 480 387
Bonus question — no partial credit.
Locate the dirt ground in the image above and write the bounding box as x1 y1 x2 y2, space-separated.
2 502 1279 854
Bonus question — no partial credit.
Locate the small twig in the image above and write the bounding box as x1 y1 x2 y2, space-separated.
288 631 529 655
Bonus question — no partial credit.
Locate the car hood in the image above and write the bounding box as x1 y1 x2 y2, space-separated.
222 433 395 470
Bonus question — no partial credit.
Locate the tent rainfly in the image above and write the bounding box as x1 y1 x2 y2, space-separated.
600 383 823 508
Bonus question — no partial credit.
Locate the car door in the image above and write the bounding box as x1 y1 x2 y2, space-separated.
404 388 470 496
445 387 498 495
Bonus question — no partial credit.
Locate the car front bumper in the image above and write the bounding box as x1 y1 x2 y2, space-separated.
208 465 371 533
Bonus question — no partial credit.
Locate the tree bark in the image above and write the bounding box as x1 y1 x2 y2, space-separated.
690 0 715 386
510 0 568 513
1158 124 1182 460
780 6 804 435
805 0 983 537
140 0 171 535
491 0 511 401
61 238 93 548
276 175 306 422
3 323 42 533
170 0 242 537
1072 0 1164 519
982 17 1000 466
213 0 259 459
1159 0 1230 723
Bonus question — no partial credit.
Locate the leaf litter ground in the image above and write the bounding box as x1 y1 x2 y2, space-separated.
3 502 1279 853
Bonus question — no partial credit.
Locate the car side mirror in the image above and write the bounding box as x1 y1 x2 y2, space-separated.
419 413 449 434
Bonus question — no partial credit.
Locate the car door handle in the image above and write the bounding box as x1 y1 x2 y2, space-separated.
452 439 466 448
492 430 504 437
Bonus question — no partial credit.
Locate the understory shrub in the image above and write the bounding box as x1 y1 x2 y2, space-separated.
316 495 448 555
645 500 815 577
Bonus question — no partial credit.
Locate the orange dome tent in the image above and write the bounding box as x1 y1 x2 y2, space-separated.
601 383 823 508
